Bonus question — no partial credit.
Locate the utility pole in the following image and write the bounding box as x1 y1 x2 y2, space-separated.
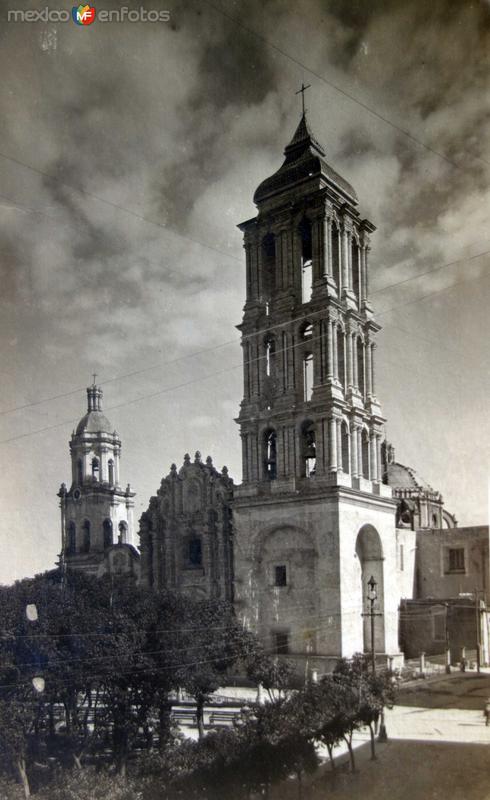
475 588 482 673
444 603 451 674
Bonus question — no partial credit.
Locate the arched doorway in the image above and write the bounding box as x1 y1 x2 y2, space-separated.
355 525 385 654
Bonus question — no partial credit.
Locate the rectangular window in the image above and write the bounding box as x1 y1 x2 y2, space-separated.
188 538 202 566
273 631 289 655
274 565 287 587
448 547 465 573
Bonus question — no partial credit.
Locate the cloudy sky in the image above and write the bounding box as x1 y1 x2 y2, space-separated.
0 0 489 584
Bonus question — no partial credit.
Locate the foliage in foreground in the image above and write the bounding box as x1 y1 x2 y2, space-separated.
0 570 397 799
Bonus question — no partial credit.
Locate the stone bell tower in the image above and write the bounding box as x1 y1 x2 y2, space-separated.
232 106 401 668
58 383 138 577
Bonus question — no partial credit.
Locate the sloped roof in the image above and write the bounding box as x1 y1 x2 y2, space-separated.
254 113 358 205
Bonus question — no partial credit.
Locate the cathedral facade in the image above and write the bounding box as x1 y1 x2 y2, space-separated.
138 452 234 600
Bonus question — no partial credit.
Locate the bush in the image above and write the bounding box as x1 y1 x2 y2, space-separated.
36 769 141 800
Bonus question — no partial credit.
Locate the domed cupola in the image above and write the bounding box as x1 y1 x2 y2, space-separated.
58 382 137 577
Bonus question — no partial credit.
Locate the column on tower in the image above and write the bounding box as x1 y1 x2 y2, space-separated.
311 216 322 287
312 320 323 389
100 446 108 482
329 415 338 472
346 329 354 390
83 447 91 479
316 417 328 476
365 339 373 396
336 419 342 471
319 212 337 297
370 343 376 395
341 224 350 293
250 237 260 302
241 433 249 484
244 242 252 303
360 225 372 310
350 422 359 477
369 431 377 482
376 435 383 482
357 427 363 476
326 318 334 381
113 445 121 486
332 324 339 382
352 335 357 390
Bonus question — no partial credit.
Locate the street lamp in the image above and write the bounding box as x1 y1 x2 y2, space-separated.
367 576 377 675
364 577 388 742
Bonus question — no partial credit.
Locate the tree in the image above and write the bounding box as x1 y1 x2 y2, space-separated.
245 648 293 702
334 653 397 761
175 598 255 738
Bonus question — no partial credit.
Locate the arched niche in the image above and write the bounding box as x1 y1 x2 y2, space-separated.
355 524 385 654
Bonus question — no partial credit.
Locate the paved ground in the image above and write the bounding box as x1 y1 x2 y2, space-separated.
398 671 490 710
301 739 490 800
271 673 490 800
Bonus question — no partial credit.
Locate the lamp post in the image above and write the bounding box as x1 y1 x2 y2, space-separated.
362 576 388 742
367 575 378 674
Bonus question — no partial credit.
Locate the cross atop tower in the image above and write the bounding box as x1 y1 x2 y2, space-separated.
295 82 311 115
92 373 97 386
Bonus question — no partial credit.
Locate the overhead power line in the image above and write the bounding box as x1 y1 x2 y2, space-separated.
0 231 487 418
0 149 242 265
203 1 490 173
0 267 488 447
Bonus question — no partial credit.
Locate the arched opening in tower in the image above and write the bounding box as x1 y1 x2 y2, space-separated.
301 420 316 478
355 524 385 654
263 429 277 480
299 218 312 304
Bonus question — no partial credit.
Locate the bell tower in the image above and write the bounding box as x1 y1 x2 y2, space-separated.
232 107 401 668
237 109 385 490
58 383 137 576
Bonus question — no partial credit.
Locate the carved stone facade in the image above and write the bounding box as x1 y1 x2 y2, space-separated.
139 452 234 600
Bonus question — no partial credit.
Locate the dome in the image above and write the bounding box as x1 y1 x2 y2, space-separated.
254 113 358 205
76 410 113 436
386 462 434 492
